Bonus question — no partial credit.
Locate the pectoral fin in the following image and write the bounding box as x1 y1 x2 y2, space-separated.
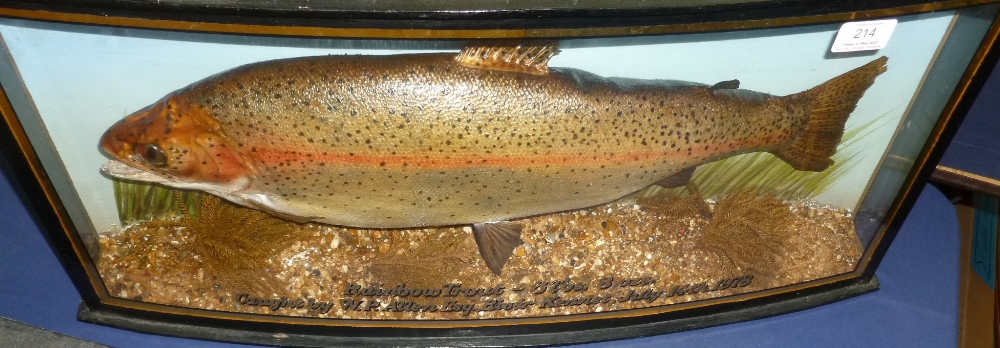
454 42 560 75
655 167 697 188
472 221 524 275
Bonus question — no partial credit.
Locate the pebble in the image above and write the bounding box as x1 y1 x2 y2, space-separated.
97 195 862 320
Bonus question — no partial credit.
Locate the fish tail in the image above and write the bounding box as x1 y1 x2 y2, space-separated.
773 56 888 171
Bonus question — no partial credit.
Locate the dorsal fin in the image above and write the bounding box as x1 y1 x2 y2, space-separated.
454 42 560 75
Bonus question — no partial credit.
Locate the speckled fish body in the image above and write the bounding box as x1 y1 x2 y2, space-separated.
100 51 887 230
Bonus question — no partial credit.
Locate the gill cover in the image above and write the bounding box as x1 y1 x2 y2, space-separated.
99 94 253 187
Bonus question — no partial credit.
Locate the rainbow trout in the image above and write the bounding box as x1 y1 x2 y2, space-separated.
100 44 887 274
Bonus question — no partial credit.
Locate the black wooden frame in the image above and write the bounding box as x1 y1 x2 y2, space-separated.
0 0 998 346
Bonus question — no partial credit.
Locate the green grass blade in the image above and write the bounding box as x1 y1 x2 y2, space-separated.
111 179 202 225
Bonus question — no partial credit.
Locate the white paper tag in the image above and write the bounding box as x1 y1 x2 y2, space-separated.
830 19 898 53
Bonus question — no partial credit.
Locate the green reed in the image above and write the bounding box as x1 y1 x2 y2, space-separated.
112 179 202 225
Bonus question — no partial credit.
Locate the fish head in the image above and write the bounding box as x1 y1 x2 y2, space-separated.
100 94 253 192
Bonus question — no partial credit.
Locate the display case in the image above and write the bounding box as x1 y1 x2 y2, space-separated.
1 1 998 346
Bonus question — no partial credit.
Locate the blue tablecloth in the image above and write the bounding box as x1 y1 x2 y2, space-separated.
939 59 1000 180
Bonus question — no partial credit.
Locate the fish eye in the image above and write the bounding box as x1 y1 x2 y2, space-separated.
137 143 167 167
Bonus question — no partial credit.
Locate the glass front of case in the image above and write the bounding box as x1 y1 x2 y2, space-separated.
0 1 997 345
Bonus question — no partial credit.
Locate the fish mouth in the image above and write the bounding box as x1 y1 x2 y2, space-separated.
101 160 172 184
102 159 253 197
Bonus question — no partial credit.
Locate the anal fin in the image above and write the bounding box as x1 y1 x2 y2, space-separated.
655 167 697 188
472 221 524 276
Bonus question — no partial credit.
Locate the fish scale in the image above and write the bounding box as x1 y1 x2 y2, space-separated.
185 54 774 227
100 46 887 274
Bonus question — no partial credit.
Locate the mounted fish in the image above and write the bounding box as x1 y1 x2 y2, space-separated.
99 42 887 275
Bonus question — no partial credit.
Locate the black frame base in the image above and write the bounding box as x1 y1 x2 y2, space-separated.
77 277 878 347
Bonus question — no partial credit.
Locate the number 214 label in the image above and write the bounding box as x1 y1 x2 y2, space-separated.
831 19 898 53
